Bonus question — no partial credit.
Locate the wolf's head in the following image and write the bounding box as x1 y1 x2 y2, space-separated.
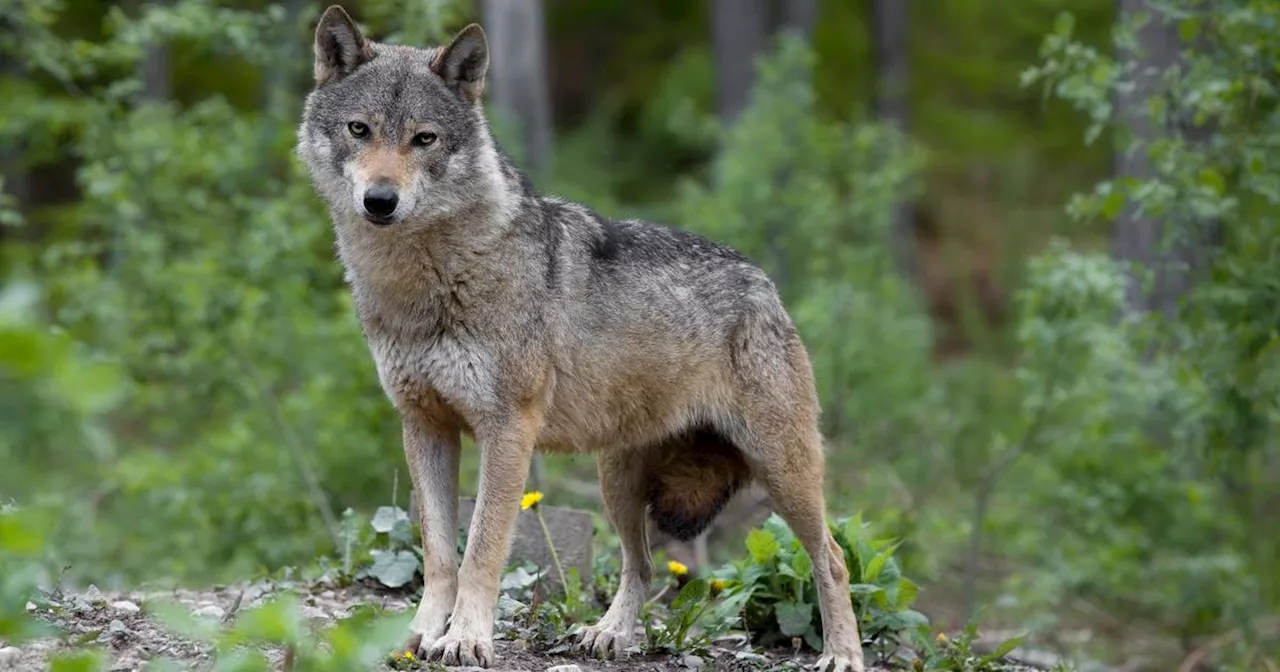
297 6 507 229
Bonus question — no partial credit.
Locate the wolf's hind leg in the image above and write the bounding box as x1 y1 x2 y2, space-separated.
740 421 865 672
575 448 653 660
399 410 462 656
731 327 866 672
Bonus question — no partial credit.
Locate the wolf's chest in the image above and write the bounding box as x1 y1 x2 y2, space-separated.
364 321 499 415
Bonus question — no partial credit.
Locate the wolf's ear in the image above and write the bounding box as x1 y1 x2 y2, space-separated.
431 24 488 104
313 5 373 86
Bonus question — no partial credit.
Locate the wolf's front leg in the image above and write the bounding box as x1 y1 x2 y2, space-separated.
400 411 462 656
427 411 539 668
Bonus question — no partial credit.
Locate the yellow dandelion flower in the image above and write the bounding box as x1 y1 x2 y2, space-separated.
403 651 416 661
709 578 729 596
667 560 689 577
521 491 544 510
936 632 948 644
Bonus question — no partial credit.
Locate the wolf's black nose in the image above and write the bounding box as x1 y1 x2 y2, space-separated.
363 183 399 220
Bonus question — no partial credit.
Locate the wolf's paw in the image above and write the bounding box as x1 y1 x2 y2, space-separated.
573 622 633 660
426 630 495 668
813 650 865 672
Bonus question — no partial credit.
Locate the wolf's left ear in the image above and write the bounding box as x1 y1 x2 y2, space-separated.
314 5 373 86
431 24 488 104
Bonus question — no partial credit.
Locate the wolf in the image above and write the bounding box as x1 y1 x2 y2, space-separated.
295 6 866 671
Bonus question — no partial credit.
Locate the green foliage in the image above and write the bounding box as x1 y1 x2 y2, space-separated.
640 576 748 657
142 592 414 671
1002 2 1280 667
713 514 929 657
919 626 1055 672
4 0 1279 669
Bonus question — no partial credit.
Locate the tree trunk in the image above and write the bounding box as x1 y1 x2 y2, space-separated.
480 0 554 180
1113 0 1191 316
870 0 918 282
711 0 768 125
773 0 817 36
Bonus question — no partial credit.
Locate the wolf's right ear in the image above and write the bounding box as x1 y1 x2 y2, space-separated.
431 24 488 104
313 5 373 86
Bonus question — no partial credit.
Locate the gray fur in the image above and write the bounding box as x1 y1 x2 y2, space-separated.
296 7 866 671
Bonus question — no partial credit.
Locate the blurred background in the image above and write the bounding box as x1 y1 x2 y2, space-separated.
1 0 1277 669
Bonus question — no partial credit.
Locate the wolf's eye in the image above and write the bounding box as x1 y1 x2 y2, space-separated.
347 121 369 138
412 131 438 147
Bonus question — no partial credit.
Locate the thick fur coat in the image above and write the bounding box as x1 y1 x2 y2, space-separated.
295 7 866 671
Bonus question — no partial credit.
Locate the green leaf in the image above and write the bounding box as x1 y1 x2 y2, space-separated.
48 650 107 672
875 556 902 589
862 540 901 583
852 538 876 582
896 578 920 609
370 506 408 534
1198 168 1226 196
1099 185 1126 219
1177 18 1200 43
875 609 930 633
841 513 864 544
368 549 419 589
850 583 883 600
670 578 709 613
791 546 812 578
775 600 813 637
803 624 824 652
981 632 1027 663
746 528 780 564
223 594 304 647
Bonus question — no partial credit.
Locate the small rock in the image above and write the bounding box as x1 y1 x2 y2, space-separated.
111 600 141 613
300 605 330 620
496 594 527 620
192 605 225 620
681 654 706 668
98 619 129 645
0 647 21 669
545 666 582 672
734 651 768 665
24 601 36 612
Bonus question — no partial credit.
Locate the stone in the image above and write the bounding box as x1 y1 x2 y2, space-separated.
496 594 527 620
0 647 20 670
462 497 593 597
191 605 225 620
544 666 582 672
111 600 141 613
681 654 706 668
409 493 594 597
300 605 331 620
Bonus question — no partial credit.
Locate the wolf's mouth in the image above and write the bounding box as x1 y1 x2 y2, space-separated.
364 214 395 227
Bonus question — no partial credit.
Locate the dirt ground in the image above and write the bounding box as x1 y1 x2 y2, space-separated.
2 579 907 672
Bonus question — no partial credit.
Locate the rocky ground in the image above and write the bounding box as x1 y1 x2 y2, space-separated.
0 576 1067 672
0 579 867 672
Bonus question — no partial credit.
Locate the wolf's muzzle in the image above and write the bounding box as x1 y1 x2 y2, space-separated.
363 182 399 224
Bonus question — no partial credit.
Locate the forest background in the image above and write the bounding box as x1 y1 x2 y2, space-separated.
2 0 1277 670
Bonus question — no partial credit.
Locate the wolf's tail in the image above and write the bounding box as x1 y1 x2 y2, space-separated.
645 426 752 541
